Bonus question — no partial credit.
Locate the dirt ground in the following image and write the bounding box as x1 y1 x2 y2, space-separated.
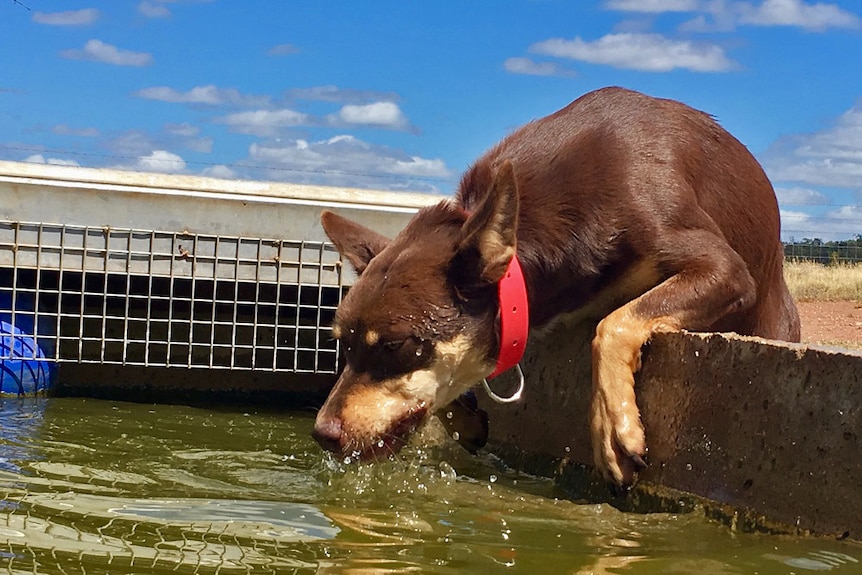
796 300 862 348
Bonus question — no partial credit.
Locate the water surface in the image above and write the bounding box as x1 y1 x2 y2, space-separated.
0 397 858 574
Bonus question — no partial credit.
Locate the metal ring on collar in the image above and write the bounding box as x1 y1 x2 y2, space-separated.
481 363 525 404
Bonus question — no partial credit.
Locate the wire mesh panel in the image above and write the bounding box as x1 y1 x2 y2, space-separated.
0 220 343 377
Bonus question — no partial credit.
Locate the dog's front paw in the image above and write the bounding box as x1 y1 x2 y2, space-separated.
590 394 647 487
437 391 489 454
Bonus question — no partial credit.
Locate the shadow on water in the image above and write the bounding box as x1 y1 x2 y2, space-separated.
0 397 859 574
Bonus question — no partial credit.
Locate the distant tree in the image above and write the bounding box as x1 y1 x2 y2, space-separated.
784 236 862 264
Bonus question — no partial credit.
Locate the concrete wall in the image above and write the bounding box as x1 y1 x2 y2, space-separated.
476 324 862 540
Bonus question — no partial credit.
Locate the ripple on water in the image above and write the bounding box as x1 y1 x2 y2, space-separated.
1 398 860 574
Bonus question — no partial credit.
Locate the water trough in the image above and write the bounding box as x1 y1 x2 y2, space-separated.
1 160 859 541
477 322 862 541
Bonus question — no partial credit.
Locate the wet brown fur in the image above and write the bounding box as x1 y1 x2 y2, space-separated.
313 87 800 485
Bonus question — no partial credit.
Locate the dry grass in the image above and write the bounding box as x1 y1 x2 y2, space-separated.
784 260 862 302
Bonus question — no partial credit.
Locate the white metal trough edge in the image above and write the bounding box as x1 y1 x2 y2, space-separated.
0 159 443 260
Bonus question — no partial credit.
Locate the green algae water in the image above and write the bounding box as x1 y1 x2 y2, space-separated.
1 398 859 574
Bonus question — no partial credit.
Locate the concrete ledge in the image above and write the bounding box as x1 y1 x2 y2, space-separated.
476 326 862 540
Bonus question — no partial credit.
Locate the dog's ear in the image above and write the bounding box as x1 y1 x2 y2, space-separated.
458 160 519 284
321 210 391 275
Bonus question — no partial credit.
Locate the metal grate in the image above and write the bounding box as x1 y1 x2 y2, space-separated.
0 220 343 377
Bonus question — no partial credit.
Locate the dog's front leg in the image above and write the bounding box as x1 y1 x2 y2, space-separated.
590 305 680 486
591 237 757 486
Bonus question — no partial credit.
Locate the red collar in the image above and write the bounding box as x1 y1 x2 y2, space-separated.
487 255 529 379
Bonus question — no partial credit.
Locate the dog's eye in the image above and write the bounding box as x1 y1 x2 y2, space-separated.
382 339 405 351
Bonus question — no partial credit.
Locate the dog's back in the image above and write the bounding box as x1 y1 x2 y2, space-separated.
458 86 799 341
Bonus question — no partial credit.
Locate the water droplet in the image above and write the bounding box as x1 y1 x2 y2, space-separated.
438 461 457 479
489 474 498 483
445 411 454 420
377 439 385 448
415 347 423 356
685 463 693 471
452 431 460 441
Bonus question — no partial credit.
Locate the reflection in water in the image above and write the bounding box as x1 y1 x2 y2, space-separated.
0 398 45 473
0 397 859 574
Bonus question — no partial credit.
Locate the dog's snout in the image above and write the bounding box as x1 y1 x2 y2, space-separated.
312 416 343 453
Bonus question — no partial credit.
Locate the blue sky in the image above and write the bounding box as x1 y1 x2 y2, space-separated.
2 0 861 241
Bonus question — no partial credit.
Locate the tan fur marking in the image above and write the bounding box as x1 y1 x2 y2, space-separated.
590 299 680 484
479 234 515 269
377 333 494 409
481 194 514 257
342 385 409 444
364 329 380 347
332 333 494 454
331 323 342 340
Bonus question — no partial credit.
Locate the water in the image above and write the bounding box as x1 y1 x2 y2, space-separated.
0 398 858 574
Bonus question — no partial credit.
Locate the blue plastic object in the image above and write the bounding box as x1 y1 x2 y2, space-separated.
0 292 56 395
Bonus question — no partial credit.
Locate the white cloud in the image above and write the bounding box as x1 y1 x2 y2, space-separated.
768 158 862 189
336 102 410 130
775 186 831 206
52 124 100 137
201 164 237 179
164 123 200 138
284 86 400 104
137 0 214 18
605 0 861 32
678 12 740 33
769 103 862 241
138 2 171 18
61 40 154 67
503 57 576 77
604 0 701 12
33 9 99 26
243 135 452 192
780 209 813 238
781 206 862 241
737 0 861 31
24 154 80 167
151 123 213 153
530 33 736 72
763 101 862 188
135 85 269 107
217 109 311 136
133 150 187 173
267 43 301 56
388 157 451 178
104 126 211 158
106 131 156 158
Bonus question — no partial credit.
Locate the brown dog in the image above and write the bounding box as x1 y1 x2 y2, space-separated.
312 87 800 486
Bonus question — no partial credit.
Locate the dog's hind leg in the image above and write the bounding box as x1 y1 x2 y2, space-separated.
590 230 757 486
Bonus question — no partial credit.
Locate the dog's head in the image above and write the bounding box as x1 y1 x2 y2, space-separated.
312 161 519 460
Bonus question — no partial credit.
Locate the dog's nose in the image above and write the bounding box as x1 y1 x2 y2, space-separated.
312 416 343 453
